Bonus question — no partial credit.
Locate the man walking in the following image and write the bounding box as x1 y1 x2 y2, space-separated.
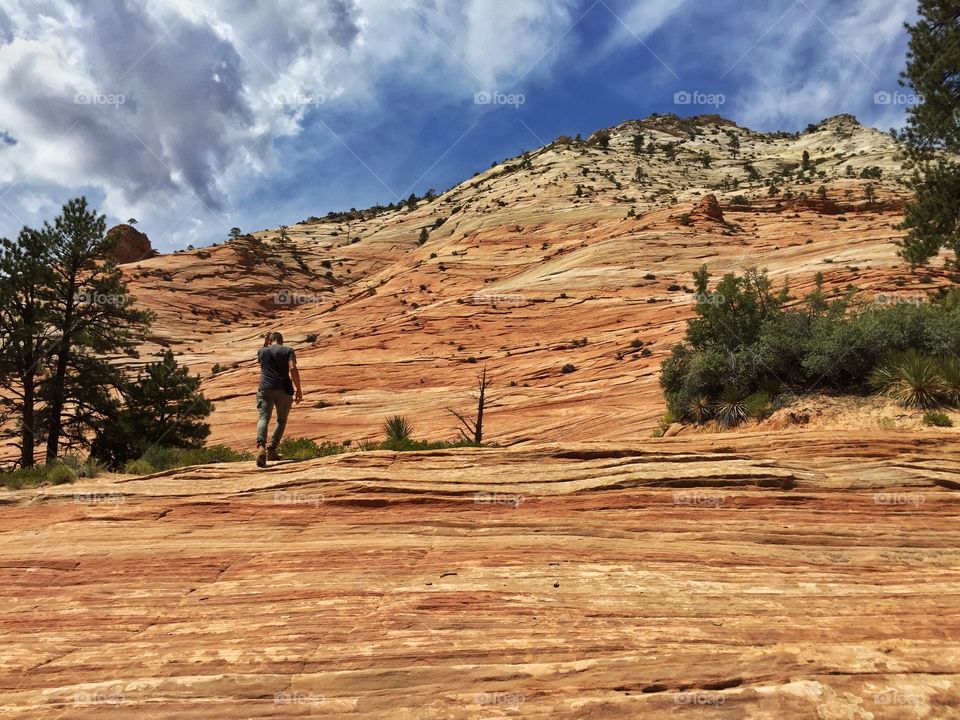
256 331 303 467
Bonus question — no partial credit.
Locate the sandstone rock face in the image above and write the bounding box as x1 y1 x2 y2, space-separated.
1 432 958 718
106 224 156 264
695 193 724 222
1 113 956 461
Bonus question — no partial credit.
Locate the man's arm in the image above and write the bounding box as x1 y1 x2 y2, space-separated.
290 355 303 403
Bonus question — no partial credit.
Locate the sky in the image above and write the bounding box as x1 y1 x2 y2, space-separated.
0 0 919 252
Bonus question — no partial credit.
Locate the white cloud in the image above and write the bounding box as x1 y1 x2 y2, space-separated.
0 0 583 248
723 0 916 130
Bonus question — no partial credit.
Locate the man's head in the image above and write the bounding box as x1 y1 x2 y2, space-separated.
267 331 284 345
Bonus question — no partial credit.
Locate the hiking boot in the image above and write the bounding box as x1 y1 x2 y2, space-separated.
256 447 267 468
267 447 282 461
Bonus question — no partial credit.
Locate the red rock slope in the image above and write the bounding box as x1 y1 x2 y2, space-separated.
2 432 958 718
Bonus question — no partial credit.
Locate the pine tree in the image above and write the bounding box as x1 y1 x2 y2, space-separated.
898 1 960 266
0 227 57 467
91 350 212 469
729 133 740 158
633 133 645 154
40 197 152 462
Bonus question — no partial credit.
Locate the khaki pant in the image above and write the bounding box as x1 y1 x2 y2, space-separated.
256 388 293 449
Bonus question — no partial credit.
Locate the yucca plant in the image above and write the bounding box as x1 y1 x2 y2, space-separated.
713 386 748 427
688 395 713 424
870 349 946 409
382 415 414 443
939 356 960 407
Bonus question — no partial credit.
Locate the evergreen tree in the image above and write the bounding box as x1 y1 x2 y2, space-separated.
91 350 212 469
0 227 57 467
229 227 242 239
40 197 152 462
633 133 644 154
898 1 960 266
728 133 740 158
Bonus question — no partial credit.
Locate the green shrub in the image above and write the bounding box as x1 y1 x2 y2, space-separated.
56 455 98 479
688 395 713 424
713 386 748 427
46 464 78 485
870 349 946 408
382 415 413 443
124 459 156 476
940 356 960 405
744 390 774 420
922 410 953 427
380 438 476 452
561 363 576 374
0 462 86 489
124 444 253 474
660 268 960 423
277 437 344 460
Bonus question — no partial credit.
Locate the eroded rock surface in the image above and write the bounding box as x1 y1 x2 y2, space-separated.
2 432 958 718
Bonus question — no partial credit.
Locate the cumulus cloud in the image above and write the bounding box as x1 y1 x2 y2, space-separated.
0 0 586 247
0 0 916 249
719 0 916 130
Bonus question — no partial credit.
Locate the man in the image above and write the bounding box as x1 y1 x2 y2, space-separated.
256 331 303 467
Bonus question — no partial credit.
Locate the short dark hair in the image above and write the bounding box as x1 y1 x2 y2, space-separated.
268 331 284 344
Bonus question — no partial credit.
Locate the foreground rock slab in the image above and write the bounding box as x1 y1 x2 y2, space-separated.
1 432 958 718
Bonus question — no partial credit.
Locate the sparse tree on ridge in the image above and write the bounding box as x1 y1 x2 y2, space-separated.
446 366 493 445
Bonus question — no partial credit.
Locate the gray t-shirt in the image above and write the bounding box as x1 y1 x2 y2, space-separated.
257 344 295 392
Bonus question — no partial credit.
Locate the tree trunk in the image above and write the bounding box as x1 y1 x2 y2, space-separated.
20 368 35 468
45 278 76 463
474 369 486 445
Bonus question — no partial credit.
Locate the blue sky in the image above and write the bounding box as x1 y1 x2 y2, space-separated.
0 0 918 251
